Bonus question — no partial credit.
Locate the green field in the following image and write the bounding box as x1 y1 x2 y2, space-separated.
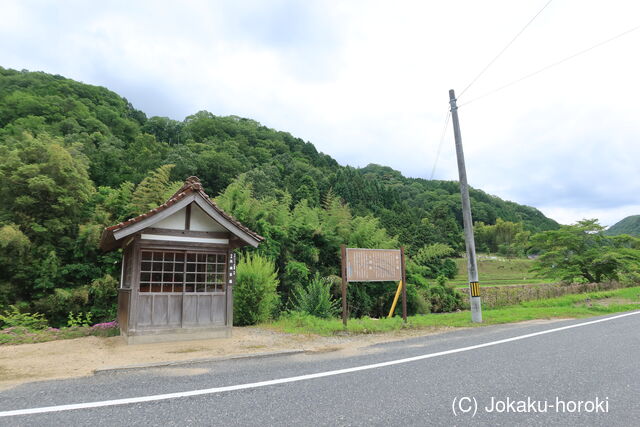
450 255 554 288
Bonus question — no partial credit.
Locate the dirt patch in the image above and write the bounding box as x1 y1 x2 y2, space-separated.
0 326 452 390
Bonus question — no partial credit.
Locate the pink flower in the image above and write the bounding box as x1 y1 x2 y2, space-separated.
91 321 118 329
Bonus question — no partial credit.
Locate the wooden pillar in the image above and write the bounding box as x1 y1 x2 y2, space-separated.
128 239 141 335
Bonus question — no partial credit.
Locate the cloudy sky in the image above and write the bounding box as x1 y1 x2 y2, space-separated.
2 0 639 226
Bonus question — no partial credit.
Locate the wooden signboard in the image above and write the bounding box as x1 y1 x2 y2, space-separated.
340 246 407 326
345 248 402 282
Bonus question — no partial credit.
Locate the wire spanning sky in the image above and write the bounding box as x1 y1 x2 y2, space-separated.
2 0 639 226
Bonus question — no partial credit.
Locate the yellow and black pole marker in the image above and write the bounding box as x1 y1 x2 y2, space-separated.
470 281 480 297
450 89 482 322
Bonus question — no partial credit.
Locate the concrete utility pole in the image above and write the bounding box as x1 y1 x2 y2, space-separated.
449 89 482 323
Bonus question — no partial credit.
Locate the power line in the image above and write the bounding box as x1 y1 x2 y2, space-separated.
459 23 640 107
430 109 451 180
457 0 554 99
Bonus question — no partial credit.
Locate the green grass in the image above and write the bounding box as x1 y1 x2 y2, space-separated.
266 286 640 336
451 255 554 287
0 325 119 345
521 286 640 307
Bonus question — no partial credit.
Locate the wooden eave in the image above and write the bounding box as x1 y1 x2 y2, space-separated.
99 177 263 251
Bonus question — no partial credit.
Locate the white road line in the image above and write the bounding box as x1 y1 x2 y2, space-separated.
2 310 639 418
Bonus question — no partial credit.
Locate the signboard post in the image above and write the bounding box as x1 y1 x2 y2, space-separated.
340 245 406 326
340 245 348 326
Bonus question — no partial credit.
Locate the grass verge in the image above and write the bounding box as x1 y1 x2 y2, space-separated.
0 324 119 345
267 286 640 336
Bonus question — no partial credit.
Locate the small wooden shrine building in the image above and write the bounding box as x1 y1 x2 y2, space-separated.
100 176 263 344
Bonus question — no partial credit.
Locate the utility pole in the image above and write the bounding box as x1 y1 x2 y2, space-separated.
449 89 482 323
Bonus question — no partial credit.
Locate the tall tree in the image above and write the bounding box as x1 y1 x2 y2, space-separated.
130 164 180 214
531 219 640 283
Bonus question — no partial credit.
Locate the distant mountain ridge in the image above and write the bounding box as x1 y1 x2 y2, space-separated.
606 215 640 236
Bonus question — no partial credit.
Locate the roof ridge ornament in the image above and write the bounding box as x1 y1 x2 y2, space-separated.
185 176 203 191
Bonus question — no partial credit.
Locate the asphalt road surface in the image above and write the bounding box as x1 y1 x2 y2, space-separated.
1 311 639 426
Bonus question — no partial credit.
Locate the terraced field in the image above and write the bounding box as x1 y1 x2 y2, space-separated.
450 255 555 288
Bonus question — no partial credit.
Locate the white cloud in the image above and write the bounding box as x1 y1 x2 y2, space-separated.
1 0 639 226
540 204 640 229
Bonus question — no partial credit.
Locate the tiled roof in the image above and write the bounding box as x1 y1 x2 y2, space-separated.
102 176 264 244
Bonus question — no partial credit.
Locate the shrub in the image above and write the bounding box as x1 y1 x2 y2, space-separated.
67 311 93 327
89 274 118 322
291 273 340 318
0 305 49 330
283 261 310 298
345 280 431 319
411 243 458 279
412 287 432 315
440 259 458 279
234 253 280 326
387 282 432 317
424 278 463 313
346 283 375 318
33 286 89 327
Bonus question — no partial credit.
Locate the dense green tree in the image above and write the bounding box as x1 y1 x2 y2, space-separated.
475 218 530 256
0 224 31 306
0 132 96 303
530 219 640 283
130 164 180 214
0 132 94 245
194 149 245 196
141 116 184 145
409 243 458 280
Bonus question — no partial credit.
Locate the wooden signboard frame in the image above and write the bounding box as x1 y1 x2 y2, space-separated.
340 245 407 326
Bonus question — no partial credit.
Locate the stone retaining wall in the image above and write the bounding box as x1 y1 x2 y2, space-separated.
457 281 626 308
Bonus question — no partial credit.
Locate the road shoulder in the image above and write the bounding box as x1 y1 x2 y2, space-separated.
0 325 458 390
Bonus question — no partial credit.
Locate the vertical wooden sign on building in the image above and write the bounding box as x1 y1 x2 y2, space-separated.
340 246 407 326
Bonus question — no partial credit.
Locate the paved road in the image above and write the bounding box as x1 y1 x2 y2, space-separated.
1 311 639 426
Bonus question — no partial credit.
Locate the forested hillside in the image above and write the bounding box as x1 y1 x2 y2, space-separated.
606 215 640 236
0 67 559 324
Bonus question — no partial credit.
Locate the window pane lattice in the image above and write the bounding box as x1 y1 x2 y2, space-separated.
139 250 226 293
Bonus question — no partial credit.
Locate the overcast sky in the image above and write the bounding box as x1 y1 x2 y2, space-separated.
2 0 639 226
